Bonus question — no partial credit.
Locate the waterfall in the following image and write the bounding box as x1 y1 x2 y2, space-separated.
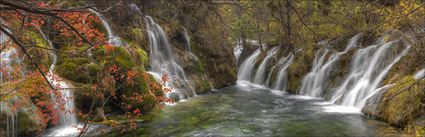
233 40 243 63
273 54 294 91
144 15 195 101
253 47 278 85
182 27 199 61
237 49 261 81
40 31 80 136
183 27 191 52
1 27 23 137
330 40 411 107
236 39 295 90
0 33 17 81
90 9 122 46
0 98 18 137
299 34 361 97
414 68 425 80
264 63 278 87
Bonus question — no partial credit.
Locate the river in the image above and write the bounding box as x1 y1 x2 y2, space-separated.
105 82 394 137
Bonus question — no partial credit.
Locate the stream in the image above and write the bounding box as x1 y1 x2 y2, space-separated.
107 82 391 137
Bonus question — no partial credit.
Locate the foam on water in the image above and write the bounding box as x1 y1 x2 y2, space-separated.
322 105 362 114
288 95 322 100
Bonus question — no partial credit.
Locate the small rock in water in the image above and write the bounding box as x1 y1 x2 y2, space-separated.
414 68 425 80
210 88 218 93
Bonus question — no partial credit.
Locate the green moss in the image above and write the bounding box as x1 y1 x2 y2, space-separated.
92 21 107 36
131 28 145 42
88 63 102 77
287 45 315 93
382 76 425 126
193 58 204 75
135 47 149 68
140 94 157 112
17 111 38 136
120 71 164 113
113 48 136 70
72 83 101 113
417 126 425 137
193 77 211 94
146 74 164 97
57 57 100 83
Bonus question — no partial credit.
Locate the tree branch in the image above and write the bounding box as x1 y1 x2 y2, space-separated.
288 3 319 42
0 22 55 90
0 0 96 51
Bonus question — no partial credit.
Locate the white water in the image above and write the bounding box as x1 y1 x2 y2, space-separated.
39 31 80 136
183 27 191 52
253 47 278 85
299 34 411 109
273 54 294 91
0 25 22 137
264 62 278 87
237 49 261 81
0 98 19 137
299 34 361 97
145 15 195 101
331 40 411 107
233 41 243 63
182 27 199 61
236 39 296 91
90 9 122 46
0 32 18 81
414 68 425 80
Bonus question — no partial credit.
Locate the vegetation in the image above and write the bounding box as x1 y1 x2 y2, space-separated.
0 0 424 136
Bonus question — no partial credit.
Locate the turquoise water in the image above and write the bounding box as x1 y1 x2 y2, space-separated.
115 84 390 137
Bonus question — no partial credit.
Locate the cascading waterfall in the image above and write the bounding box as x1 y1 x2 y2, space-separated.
233 40 243 63
236 40 295 91
299 34 361 97
182 27 199 61
237 49 261 81
0 99 18 137
253 47 278 85
264 62 278 87
40 31 79 136
0 32 17 81
144 15 195 101
90 9 122 46
330 40 411 107
1 29 20 137
183 27 191 52
272 54 294 91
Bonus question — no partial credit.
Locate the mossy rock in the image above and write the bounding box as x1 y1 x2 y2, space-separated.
146 74 164 97
0 111 40 137
16 111 40 136
120 71 163 113
193 76 211 94
381 76 425 127
91 46 136 70
72 83 104 114
135 47 149 68
57 57 100 83
140 94 158 112
112 47 137 70
287 45 315 93
0 96 44 137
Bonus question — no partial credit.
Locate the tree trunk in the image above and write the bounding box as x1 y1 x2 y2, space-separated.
257 20 264 52
285 0 292 48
